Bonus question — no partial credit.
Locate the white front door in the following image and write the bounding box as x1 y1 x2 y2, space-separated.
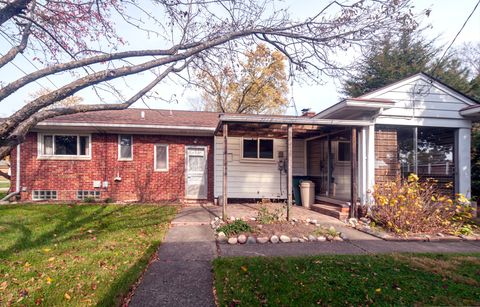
185 146 208 199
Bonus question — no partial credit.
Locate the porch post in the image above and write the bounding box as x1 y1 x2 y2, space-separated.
222 123 228 221
287 124 293 221
350 127 358 218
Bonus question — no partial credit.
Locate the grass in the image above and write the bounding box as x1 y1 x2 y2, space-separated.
0 181 10 189
0 203 176 306
0 192 6 199
213 253 480 306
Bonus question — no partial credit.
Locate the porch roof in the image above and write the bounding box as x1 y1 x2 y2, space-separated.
215 114 372 138
314 98 395 120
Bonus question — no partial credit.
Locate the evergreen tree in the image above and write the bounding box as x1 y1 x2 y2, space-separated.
342 30 472 98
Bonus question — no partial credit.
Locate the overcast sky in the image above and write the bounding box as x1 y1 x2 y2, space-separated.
0 0 479 117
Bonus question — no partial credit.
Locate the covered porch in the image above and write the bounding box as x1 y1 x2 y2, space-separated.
214 113 376 221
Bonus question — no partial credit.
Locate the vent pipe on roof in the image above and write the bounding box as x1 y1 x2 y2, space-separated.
140 111 145 119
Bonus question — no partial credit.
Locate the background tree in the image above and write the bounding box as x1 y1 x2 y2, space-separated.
0 0 419 160
195 44 289 114
342 29 472 98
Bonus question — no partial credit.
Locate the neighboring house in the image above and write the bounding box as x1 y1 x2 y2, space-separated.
7 73 479 217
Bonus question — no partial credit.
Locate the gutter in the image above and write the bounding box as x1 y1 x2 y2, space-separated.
36 122 216 132
1 144 20 202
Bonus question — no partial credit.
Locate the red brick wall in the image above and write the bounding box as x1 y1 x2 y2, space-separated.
375 128 400 184
10 133 214 202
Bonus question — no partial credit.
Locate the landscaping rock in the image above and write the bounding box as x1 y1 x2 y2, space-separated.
238 234 247 244
228 237 238 245
270 235 279 244
291 237 300 243
359 217 370 224
326 235 334 241
280 235 291 243
217 233 228 244
299 238 305 243
309 219 318 225
347 218 358 227
437 233 445 237
229 216 235 221
246 236 256 244
308 235 316 242
257 237 269 244
306 218 311 223
340 233 349 240
292 217 298 222
316 236 326 242
257 225 263 230
333 236 343 242
249 217 256 221
214 217 220 221
217 231 226 238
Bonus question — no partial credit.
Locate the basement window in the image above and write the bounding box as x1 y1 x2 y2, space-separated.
77 190 101 200
38 134 91 159
242 138 274 160
32 190 57 200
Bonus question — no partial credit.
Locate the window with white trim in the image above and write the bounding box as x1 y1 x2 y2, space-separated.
118 135 133 160
242 138 274 160
77 190 101 200
38 134 90 158
154 144 169 171
33 190 57 200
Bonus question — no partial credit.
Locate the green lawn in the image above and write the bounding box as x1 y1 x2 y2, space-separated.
214 253 480 306
0 204 176 306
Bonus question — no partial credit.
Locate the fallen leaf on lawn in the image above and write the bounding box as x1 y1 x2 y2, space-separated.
48 257 55 262
46 277 52 284
375 288 381 293
64 293 71 300
87 229 94 233
42 248 51 253
24 262 31 267
240 266 248 272
0 281 7 290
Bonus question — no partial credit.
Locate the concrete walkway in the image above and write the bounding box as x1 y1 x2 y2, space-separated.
129 206 480 307
129 207 216 307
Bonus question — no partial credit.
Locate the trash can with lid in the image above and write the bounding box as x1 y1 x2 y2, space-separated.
299 180 315 209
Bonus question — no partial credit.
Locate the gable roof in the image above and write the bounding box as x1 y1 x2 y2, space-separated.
359 72 479 105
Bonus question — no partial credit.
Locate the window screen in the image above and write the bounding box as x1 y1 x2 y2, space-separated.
54 136 77 155
259 139 274 159
155 145 168 170
243 139 258 158
119 135 133 159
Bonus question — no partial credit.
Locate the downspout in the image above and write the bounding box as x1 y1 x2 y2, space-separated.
1 144 21 202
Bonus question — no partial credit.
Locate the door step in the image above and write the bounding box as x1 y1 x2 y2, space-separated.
310 203 350 221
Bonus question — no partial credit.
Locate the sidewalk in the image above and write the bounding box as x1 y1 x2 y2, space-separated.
129 206 480 306
129 206 217 307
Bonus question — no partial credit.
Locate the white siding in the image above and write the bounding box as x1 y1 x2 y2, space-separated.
214 136 305 199
364 78 473 125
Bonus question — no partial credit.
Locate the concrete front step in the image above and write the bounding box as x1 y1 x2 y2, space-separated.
310 203 349 221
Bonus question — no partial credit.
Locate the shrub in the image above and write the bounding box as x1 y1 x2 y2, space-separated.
217 220 252 236
256 204 284 224
371 174 473 235
83 197 96 203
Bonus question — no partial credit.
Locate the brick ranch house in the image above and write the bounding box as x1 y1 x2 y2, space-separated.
6 73 480 217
